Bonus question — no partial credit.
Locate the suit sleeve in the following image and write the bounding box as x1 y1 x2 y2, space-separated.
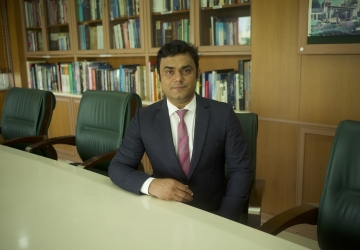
108 109 151 194
217 107 253 221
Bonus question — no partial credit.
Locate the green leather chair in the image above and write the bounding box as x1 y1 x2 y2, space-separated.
258 120 360 249
0 87 57 158
234 113 265 228
26 90 142 176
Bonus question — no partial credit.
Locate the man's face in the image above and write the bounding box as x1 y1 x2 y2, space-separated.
158 53 199 109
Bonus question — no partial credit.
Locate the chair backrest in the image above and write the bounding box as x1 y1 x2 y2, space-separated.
75 90 142 175
1 87 56 154
234 113 258 223
317 120 360 250
236 113 258 180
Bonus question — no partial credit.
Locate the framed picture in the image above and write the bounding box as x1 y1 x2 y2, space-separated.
298 0 360 54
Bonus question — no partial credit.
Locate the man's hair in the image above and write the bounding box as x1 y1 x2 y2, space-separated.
157 40 199 79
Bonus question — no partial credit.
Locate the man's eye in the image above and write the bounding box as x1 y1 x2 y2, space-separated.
166 70 173 74
182 69 191 74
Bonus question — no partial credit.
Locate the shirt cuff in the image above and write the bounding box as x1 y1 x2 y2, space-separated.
140 177 155 195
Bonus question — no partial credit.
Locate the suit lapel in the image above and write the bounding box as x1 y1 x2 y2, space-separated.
188 96 210 180
155 100 186 178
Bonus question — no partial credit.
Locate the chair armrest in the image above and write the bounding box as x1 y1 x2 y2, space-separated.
258 203 318 235
26 135 76 153
249 179 265 216
145 169 153 176
78 150 117 170
1 135 48 146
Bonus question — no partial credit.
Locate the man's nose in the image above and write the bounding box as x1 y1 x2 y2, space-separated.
174 71 184 81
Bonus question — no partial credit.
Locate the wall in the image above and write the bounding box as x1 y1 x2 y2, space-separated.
252 0 360 215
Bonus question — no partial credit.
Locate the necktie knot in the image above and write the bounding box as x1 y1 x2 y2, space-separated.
176 109 188 120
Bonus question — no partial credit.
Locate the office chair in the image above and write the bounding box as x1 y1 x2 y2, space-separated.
234 112 265 228
258 120 360 250
0 87 57 158
26 90 142 176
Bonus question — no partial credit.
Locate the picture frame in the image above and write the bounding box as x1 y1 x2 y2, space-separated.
298 0 360 54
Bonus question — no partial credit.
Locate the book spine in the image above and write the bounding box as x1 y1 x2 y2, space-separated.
238 60 245 110
244 60 251 111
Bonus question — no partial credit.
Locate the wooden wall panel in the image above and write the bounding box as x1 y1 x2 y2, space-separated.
199 55 251 73
251 0 301 120
6 0 26 88
302 134 333 204
300 55 360 125
256 120 299 215
251 0 360 218
0 89 7 120
48 96 77 159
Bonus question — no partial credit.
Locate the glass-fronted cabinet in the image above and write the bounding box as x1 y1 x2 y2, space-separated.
147 0 193 53
45 0 72 52
107 0 141 51
73 0 105 53
196 0 251 53
22 0 44 52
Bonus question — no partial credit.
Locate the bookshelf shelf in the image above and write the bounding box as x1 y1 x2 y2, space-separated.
111 15 140 21
47 23 70 28
201 2 250 11
26 27 42 30
78 20 103 25
152 10 190 16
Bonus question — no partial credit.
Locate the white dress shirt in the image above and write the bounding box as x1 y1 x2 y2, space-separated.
140 95 197 194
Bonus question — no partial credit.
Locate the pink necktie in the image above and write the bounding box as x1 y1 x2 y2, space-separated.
176 109 190 176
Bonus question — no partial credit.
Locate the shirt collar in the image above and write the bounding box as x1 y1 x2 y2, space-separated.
167 94 196 116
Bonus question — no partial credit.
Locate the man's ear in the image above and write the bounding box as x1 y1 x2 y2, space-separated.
197 68 201 79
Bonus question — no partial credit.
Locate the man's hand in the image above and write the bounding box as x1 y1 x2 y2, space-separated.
148 178 193 203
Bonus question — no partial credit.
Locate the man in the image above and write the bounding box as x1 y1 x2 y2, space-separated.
109 40 252 221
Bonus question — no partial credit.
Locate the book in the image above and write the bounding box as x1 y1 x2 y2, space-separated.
238 16 251 45
244 60 251 111
60 63 70 93
237 59 250 110
120 64 139 92
213 68 234 101
26 60 46 89
122 21 130 49
227 71 236 109
148 61 158 101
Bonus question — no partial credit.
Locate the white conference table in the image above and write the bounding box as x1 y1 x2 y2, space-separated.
0 145 309 250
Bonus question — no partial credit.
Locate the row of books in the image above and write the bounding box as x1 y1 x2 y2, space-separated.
27 31 43 52
46 0 69 25
79 25 104 50
198 60 251 111
109 0 140 20
155 19 190 47
26 59 251 111
211 16 251 46
76 0 103 22
26 61 159 101
152 0 190 12
24 0 41 28
111 18 141 49
49 32 71 51
201 0 250 7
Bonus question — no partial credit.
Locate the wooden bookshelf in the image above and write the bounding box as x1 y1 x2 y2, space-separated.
16 0 253 168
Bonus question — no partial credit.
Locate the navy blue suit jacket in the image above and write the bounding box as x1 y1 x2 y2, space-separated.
109 94 252 221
